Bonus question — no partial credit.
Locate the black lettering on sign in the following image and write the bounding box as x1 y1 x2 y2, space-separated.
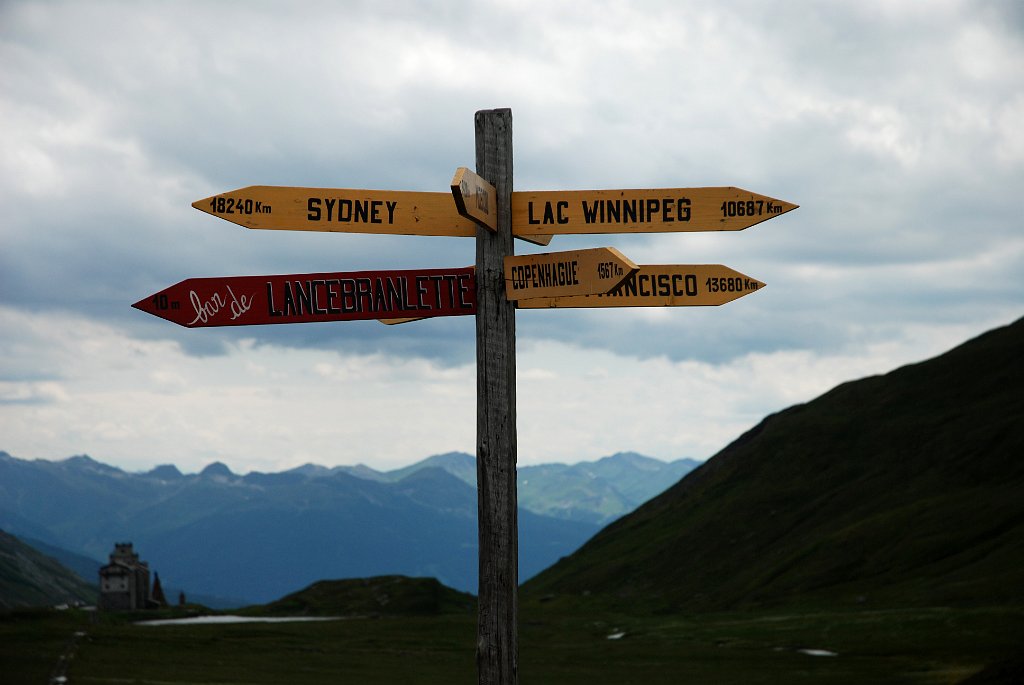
310 280 327 315
577 197 692 224
355 201 369 223
656 274 670 297
267 282 283 316
372 277 387 312
211 197 272 216
340 279 357 313
620 201 632 223
556 201 568 224
385 277 404 310
638 275 651 297
415 276 429 309
679 198 691 221
528 201 570 225
623 275 637 297
398 277 416 309
294 281 313 315
429 275 444 308
355 278 372 312
307 198 399 224
283 282 297 316
325 280 341 314
457 273 473 308
442 275 458 308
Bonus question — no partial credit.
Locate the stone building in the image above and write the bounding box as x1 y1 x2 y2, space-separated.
98 542 154 610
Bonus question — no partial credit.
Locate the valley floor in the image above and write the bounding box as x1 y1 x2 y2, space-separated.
2 604 1021 684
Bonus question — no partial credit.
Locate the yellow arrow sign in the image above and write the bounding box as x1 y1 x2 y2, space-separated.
451 167 497 232
511 187 797 236
504 247 637 300
193 186 478 237
515 264 765 309
449 169 552 246
195 185 552 244
378 317 424 325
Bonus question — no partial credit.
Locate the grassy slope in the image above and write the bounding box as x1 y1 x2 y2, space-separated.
0 531 97 609
523 317 1024 611
244 575 475 617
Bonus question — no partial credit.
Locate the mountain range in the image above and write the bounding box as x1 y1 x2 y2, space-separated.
524 316 1024 611
0 450 694 605
5 315 1020 617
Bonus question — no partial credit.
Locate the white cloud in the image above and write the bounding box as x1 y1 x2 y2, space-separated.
0 304 991 474
516 321 978 464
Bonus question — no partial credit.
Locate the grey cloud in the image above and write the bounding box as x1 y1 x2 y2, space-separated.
1 0 1021 371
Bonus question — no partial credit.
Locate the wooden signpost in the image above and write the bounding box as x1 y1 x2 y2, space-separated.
135 108 797 685
473 109 518 685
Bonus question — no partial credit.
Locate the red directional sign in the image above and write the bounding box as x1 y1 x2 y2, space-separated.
133 267 477 328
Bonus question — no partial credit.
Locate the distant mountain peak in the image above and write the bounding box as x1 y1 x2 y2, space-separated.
286 463 330 477
200 461 234 478
423 451 475 466
62 455 123 475
383 452 477 486
146 464 183 480
598 451 660 465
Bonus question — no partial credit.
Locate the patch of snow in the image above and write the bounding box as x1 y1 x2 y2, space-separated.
136 615 341 626
607 631 626 640
797 648 838 657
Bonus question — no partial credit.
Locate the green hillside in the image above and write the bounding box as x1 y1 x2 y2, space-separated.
245 575 474 617
524 317 1024 612
0 531 97 609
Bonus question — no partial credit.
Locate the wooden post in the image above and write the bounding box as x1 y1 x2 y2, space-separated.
474 108 518 685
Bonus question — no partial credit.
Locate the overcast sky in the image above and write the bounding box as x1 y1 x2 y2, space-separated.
2 0 1021 475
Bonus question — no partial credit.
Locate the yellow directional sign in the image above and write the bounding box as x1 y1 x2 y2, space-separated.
377 317 424 325
193 186 478 237
511 187 797 236
451 167 497 232
449 169 553 246
195 185 552 244
504 247 637 300
515 264 765 309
